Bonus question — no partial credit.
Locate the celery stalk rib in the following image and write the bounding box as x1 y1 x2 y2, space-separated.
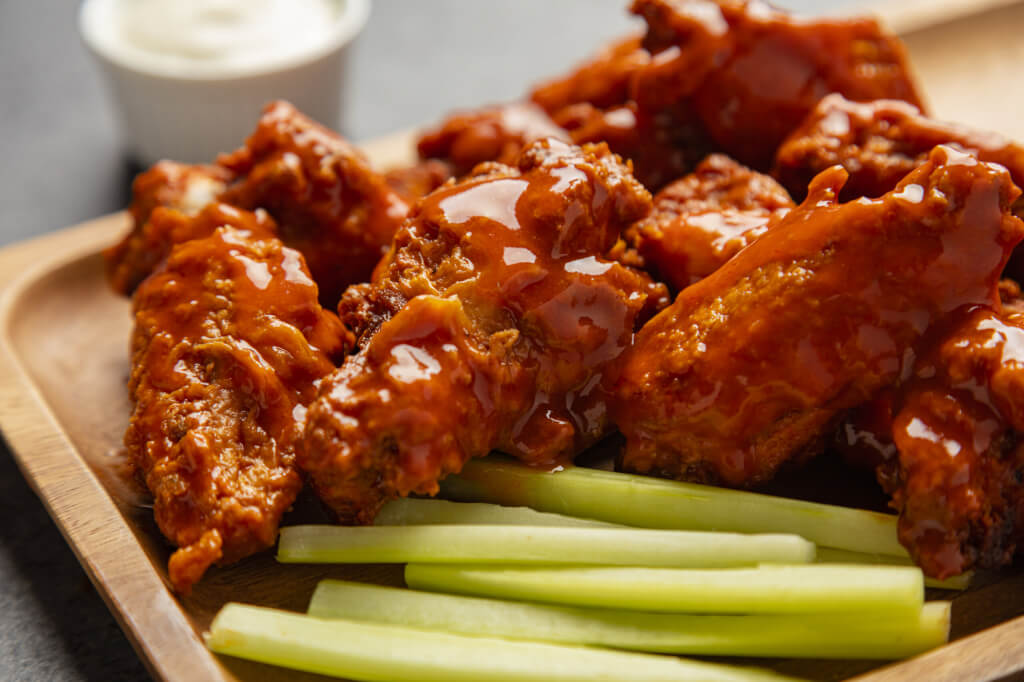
309 579 949 659
277 524 814 567
814 547 971 590
374 497 966 585
440 457 907 557
206 603 797 682
404 563 924 614
375 498 971 590
375 497 617 527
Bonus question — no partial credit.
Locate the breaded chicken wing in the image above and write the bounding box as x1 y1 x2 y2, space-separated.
774 94 1024 202
613 146 1024 488
884 306 1024 578
105 161 234 294
126 224 349 592
624 154 794 292
218 101 410 307
416 102 569 178
300 139 666 523
529 0 923 188
106 102 409 307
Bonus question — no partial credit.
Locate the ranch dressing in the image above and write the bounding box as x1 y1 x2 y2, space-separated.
111 0 342 72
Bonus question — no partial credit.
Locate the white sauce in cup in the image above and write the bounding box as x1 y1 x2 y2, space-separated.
117 0 340 71
81 0 356 78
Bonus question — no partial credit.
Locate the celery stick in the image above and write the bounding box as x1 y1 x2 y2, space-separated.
277 524 814 567
206 603 797 682
376 498 968 591
815 547 972 590
375 497 616 528
440 457 907 557
309 579 949 660
404 563 923 615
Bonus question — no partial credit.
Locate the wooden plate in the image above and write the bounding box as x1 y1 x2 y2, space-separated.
4 3 1024 679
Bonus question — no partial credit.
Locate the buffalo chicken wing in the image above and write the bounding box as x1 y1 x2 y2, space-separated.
530 0 923 188
612 146 1024 488
106 102 409 307
126 224 349 592
300 139 666 523
105 161 235 294
624 154 794 292
774 94 1024 202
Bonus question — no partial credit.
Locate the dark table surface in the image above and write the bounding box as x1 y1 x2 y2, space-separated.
0 1 846 679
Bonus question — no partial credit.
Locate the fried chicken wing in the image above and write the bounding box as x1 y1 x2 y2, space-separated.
105 161 234 294
528 0 923 189
218 101 410 307
553 101 714 193
105 102 409 306
882 306 1024 578
637 0 923 169
612 146 1024 488
416 102 569 178
108 202 278 299
300 139 667 523
836 281 1024 474
774 94 1024 202
126 224 349 592
624 154 794 292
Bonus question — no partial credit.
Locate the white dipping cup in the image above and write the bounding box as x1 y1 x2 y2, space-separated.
79 0 370 165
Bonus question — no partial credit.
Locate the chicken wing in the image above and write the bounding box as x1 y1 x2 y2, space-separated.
774 94 1024 202
300 139 667 523
530 0 923 188
881 306 1024 578
624 154 794 292
218 101 410 307
105 161 234 294
613 146 1024 487
416 102 569 178
107 101 409 307
127 223 349 592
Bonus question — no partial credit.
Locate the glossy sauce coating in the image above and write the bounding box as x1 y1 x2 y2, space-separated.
774 94 1024 202
416 102 569 178
554 100 714 193
105 160 234 294
638 0 924 170
301 139 666 522
613 146 1024 488
218 100 410 307
529 0 923 188
886 306 1024 578
126 225 349 592
625 153 794 292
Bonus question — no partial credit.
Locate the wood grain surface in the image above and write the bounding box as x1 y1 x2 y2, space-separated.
4 3 1024 679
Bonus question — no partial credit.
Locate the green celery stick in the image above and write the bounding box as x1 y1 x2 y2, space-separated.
308 579 949 660
374 499 967 589
374 497 617 527
815 547 972 590
206 603 798 682
440 457 907 557
404 563 923 615
277 524 814 567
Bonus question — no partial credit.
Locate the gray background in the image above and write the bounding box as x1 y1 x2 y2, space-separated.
0 1 850 679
